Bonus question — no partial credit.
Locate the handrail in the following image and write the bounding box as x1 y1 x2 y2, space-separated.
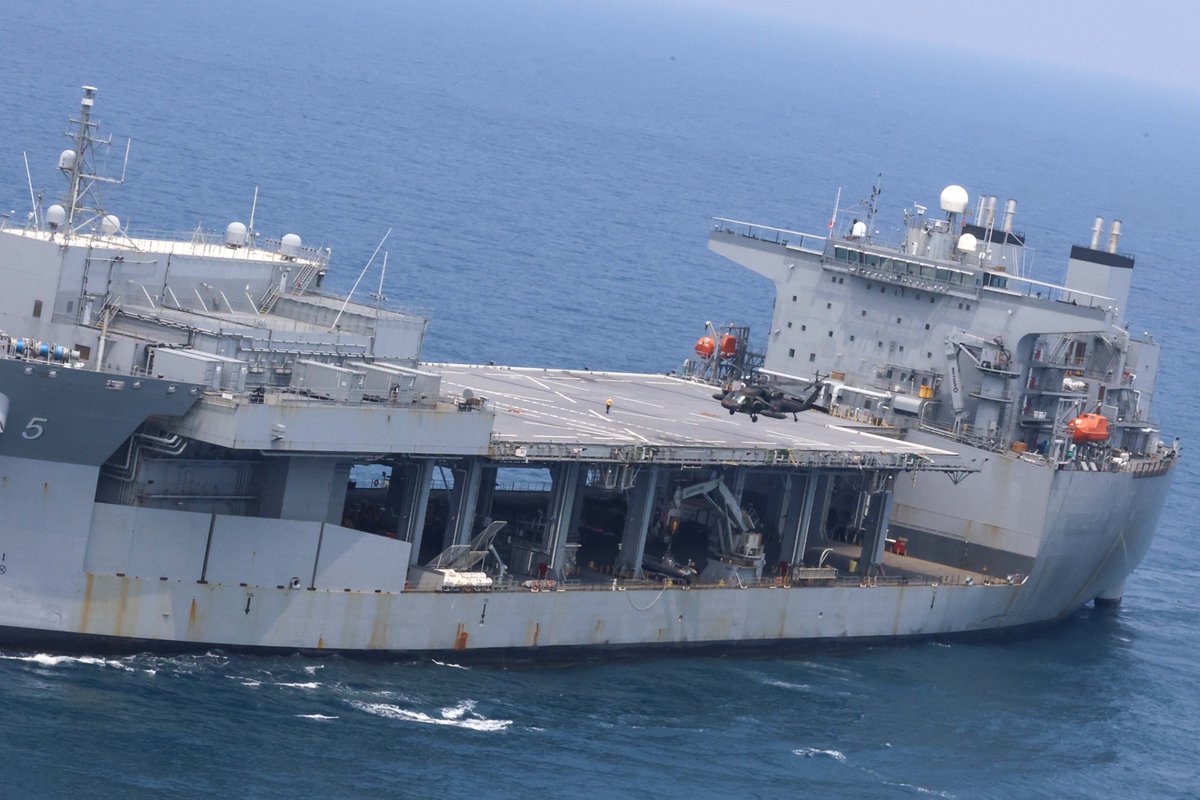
711 217 827 252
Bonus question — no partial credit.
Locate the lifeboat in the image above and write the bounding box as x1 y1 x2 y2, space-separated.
1068 413 1109 443
694 336 716 358
719 334 738 358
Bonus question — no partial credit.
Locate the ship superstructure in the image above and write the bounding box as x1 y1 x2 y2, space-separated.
0 90 1175 658
706 183 1175 611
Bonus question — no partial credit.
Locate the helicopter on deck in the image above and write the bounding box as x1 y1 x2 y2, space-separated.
712 376 829 422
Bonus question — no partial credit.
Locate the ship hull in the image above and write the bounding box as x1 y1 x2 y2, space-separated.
0 446 1172 658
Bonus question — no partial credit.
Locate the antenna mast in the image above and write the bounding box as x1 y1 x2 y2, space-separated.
864 174 882 242
370 251 389 314
61 86 129 233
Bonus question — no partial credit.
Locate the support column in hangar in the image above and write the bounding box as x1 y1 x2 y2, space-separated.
857 472 895 575
812 474 835 545
542 462 582 579
476 465 498 525
382 462 411 536
443 457 484 549
400 459 436 566
615 465 659 578
778 471 818 568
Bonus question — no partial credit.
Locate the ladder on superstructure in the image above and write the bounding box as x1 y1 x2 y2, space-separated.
258 260 321 314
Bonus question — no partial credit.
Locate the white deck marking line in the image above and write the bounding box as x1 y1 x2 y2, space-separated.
688 412 739 425
553 391 578 405
611 395 665 409
531 433 639 441
624 428 650 443
522 375 554 391
508 419 565 430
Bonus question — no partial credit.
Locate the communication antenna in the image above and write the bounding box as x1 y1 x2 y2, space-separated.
330 227 391 330
247 186 259 246
826 186 841 232
863 174 882 242
369 250 389 313
22 152 38 227
60 86 131 233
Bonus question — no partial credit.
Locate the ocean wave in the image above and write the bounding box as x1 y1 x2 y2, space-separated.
350 700 511 732
276 681 321 690
431 659 469 670
762 678 810 692
0 652 134 671
303 665 324 675
793 747 847 762
881 780 954 797
295 714 339 721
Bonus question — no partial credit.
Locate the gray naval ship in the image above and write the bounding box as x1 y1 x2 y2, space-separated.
0 88 1176 657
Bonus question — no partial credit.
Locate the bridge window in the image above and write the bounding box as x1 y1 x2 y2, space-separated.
788 348 795 358
809 353 816 362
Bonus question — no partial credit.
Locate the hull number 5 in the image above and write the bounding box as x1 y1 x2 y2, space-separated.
22 417 48 440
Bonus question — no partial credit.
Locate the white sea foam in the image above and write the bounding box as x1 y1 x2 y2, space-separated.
882 780 954 797
295 714 339 721
763 678 810 692
793 747 847 762
350 700 511 732
440 700 474 719
1 653 134 671
304 665 324 675
431 659 469 670
277 681 321 690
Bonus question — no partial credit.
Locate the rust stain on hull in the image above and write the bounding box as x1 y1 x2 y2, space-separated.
187 598 199 639
114 576 130 638
78 573 95 633
454 623 469 651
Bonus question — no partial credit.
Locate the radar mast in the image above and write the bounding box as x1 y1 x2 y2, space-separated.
59 85 130 233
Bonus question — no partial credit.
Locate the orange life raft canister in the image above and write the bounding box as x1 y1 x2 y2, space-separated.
1068 413 1109 443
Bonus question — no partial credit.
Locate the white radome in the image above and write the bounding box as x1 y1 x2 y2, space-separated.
940 184 969 214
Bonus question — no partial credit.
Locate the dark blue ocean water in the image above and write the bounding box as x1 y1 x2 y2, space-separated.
2 1 1199 796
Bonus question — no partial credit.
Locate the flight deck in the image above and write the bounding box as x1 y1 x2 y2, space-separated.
431 364 957 468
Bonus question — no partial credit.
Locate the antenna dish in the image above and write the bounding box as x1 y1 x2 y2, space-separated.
58 150 76 172
462 388 475 401
940 185 969 214
956 233 978 252
225 221 247 248
46 204 67 229
850 220 867 238
280 233 302 259
101 214 121 236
